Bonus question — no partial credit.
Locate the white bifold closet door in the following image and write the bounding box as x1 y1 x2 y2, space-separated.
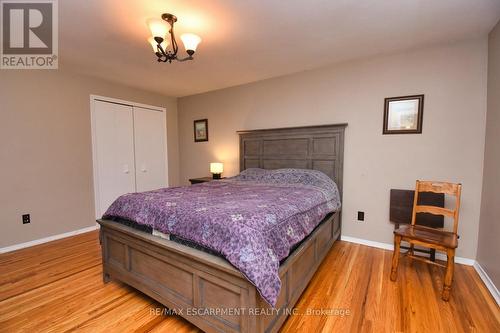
133 106 166 192
93 101 136 217
92 99 167 218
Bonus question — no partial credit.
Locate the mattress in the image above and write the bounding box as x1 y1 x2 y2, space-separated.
102 168 341 306
108 213 334 264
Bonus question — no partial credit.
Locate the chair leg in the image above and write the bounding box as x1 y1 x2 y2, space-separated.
391 235 402 281
442 248 455 301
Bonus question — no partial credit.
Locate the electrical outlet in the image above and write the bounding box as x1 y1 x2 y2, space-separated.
357 211 365 221
22 214 30 224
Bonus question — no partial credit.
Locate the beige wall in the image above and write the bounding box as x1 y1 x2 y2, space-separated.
178 38 488 259
0 70 178 247
477 21 500 287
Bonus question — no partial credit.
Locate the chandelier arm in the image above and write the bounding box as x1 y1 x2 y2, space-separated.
156 44 167 58
170 24 179 57
176 55 194 62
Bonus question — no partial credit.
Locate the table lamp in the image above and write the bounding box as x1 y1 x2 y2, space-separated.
210 162 223 179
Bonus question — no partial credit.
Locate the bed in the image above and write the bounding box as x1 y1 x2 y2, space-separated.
97 123 347 333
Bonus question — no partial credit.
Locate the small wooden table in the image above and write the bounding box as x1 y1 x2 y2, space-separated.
188 177 225 184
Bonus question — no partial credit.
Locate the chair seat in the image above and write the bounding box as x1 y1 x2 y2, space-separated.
394 225 458 249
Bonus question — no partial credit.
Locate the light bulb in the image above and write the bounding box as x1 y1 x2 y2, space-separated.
180 33 201 53
147 18 168 39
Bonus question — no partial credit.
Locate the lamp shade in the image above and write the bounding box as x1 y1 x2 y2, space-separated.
147 18 168 39
148 36 169 52
210 162 223 174
180 33 201 52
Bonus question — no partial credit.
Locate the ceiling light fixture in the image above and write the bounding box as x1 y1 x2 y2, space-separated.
147 13 201 63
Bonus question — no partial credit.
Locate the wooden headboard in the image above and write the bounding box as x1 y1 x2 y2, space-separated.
237 124 347 195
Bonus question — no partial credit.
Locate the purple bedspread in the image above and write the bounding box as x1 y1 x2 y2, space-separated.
103 169 341 306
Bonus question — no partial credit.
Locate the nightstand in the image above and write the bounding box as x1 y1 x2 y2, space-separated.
189 177 225 184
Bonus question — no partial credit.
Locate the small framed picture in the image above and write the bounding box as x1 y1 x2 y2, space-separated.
383 95 424 134
193 119 208 142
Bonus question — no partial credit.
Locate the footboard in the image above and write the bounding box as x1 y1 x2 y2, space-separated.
98 212 340 333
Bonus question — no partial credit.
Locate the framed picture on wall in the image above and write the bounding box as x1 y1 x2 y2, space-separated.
193 119 208 142
383 95 424 134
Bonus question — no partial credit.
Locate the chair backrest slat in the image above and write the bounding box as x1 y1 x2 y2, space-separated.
414 205 454 218
411 180 462 234
417 182 461 196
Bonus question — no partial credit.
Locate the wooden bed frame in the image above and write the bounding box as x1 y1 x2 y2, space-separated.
98 123 347 333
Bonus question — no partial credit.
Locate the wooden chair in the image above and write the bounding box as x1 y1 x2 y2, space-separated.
390 180 462 301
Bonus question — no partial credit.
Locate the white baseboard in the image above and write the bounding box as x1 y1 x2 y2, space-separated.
0 224 100 254
473 262 500 305
341 235 394 251
340 235 475 265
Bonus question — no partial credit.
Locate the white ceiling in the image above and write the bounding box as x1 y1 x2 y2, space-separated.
59 0 500 97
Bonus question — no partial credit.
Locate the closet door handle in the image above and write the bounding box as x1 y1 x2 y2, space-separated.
141 164 147 173
123 165 130 174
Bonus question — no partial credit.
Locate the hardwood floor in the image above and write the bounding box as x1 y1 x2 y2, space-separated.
0 231 498 332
